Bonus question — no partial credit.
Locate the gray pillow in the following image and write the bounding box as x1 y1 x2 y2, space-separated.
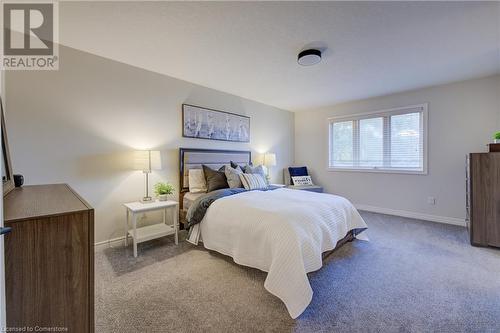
243 164 268 184
230 161 252 169
224 165 243 188
202 165 229 192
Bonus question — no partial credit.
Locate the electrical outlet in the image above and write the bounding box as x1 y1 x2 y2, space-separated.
427 197 436 205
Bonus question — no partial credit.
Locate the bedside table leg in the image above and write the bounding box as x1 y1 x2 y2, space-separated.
174 206 179 245
132 213 138 257
125 209 129 246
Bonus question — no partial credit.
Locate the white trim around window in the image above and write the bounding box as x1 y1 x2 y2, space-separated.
327 103 428 174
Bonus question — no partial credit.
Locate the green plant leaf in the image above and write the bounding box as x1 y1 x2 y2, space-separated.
154 182 174 196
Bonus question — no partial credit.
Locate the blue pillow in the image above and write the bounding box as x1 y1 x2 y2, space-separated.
288 166 308 183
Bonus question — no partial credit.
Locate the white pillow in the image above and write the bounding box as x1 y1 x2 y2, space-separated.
292 175 313 186
239 173 268 190
188 169 207 193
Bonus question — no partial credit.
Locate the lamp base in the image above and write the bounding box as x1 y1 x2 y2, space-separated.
142 196 153 203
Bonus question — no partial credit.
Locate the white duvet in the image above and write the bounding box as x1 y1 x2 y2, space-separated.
195 188 368 318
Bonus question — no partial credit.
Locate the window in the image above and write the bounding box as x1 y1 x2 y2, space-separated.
328 104 427 174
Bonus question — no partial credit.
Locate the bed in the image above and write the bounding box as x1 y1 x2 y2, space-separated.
179 148 368 318
179 148 253 217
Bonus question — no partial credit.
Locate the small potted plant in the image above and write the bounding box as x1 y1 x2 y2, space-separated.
154 182 174 201
494 131 500 144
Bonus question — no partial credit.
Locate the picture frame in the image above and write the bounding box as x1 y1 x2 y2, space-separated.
182 104 250 143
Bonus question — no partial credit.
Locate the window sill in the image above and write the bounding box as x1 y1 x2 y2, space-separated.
327 167 427 175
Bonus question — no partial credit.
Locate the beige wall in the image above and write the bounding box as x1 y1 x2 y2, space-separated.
295 75 500 223
5 46 294 243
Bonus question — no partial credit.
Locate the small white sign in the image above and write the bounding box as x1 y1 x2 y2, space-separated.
292 176 313 186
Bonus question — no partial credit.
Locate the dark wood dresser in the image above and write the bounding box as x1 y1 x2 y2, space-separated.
3 184 94 332
467 153 500 248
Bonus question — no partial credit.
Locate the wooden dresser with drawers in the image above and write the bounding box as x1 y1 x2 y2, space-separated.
3 184 94 332
467 152 500 248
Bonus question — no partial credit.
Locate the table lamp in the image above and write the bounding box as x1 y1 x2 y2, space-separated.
263 152 276 183
134 150 162 202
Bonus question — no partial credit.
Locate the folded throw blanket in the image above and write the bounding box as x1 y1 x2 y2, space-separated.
186 186 280 228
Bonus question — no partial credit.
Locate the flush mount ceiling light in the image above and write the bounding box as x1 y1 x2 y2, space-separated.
297 49 322 66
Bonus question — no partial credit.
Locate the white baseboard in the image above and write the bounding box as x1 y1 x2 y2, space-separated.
355 204 466 227
94 236 126 250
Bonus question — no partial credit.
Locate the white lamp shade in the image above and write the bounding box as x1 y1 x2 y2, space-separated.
134 150 162 172
263 153 276 167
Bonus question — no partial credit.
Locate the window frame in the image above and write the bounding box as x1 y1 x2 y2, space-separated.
327 103 428 175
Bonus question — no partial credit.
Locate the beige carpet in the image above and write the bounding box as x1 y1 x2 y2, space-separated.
95 212 500 333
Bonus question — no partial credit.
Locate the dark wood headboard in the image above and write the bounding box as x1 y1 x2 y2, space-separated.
178 148 252 208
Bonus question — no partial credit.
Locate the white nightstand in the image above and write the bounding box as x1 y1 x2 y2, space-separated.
123 200 179 257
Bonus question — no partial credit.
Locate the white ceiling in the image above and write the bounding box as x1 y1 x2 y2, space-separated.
60 1 500 112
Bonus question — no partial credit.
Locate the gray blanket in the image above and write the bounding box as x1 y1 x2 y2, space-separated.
186 186 280 228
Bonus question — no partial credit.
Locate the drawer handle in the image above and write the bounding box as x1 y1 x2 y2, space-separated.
0 227 12 236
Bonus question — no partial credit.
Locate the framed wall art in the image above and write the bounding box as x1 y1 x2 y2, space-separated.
182 104 250 143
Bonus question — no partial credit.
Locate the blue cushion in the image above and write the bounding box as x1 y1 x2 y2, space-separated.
288 166 308 183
